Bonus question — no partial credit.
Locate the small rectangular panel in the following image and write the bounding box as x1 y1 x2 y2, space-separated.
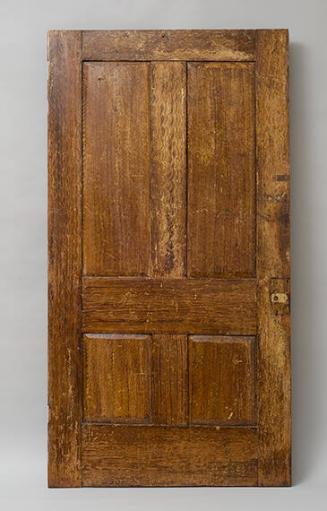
83 62 151 276
82 278 257 335
188 63 256 278
152 335 188 425
189 336 256 425
82 424 258 486
83 334 151 423
82 30 256 61
150 62 186 277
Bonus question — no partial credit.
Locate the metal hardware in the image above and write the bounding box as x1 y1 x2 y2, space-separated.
270 292 289 305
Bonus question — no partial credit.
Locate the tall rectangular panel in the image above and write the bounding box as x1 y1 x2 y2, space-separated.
187 63 256 277
150 62 186 277
83 62 151 276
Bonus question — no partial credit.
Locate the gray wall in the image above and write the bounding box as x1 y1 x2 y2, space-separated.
0 0 326 508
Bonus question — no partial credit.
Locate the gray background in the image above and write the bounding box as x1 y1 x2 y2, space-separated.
0 0 326 508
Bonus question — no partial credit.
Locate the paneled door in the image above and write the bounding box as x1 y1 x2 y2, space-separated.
48 29 291 487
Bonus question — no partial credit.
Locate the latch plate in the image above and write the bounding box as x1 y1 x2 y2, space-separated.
270 292 289 305
269 278 290 315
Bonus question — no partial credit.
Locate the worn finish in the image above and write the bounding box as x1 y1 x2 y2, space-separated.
83 334 152 422
152 335 188 425
82 277 257 335
150 62 186 277
256 29 291 486
83 62 151 276
82 30 256 61
49 29 291 488
188 63 256 277
189 336 256 425
48 31 82 487
82 425 258 486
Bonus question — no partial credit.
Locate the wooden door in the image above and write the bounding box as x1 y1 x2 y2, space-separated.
48 29 291 487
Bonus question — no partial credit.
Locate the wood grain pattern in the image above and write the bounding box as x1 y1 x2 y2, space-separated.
82 30 255 61
82 278 257 335
188 63 256 277
82 424 258 486
152 335 188 425
189 336 256 425
48 29 291 488
150 62 186 277
83 62 151 276
83 334 151 423
256 29 291 486
48 31 82 487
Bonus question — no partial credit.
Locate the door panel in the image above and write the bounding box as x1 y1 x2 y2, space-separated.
83 62 151 276
83 61 186 278
187 63 256 277
83 334 152 423
189 335 256 425
48 29 291 488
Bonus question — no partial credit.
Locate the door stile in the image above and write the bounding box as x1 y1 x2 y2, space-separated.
256 29 291 486
48 30 83 487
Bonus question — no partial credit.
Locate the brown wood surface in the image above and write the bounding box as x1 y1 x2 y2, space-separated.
83 334 152 422
189 336 256 425
48 29 291 488
83 62 151 276
82 278 257 335
152 335 188 425
150 62 186 277
188 63 256 277
82 29 255 61
48 30 82 487
256 29 291 486
81 425 258 486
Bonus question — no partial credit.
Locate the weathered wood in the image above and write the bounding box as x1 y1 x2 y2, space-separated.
81 425 258 486
83 62 151 276
83 334 152 423
48 29 291 488
82 278 257 335
189 336 256 425
152 335 188 425
82 30 255 61
256 29 291 486
150 62 186 277
48 30 82 487
188 63 256 277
